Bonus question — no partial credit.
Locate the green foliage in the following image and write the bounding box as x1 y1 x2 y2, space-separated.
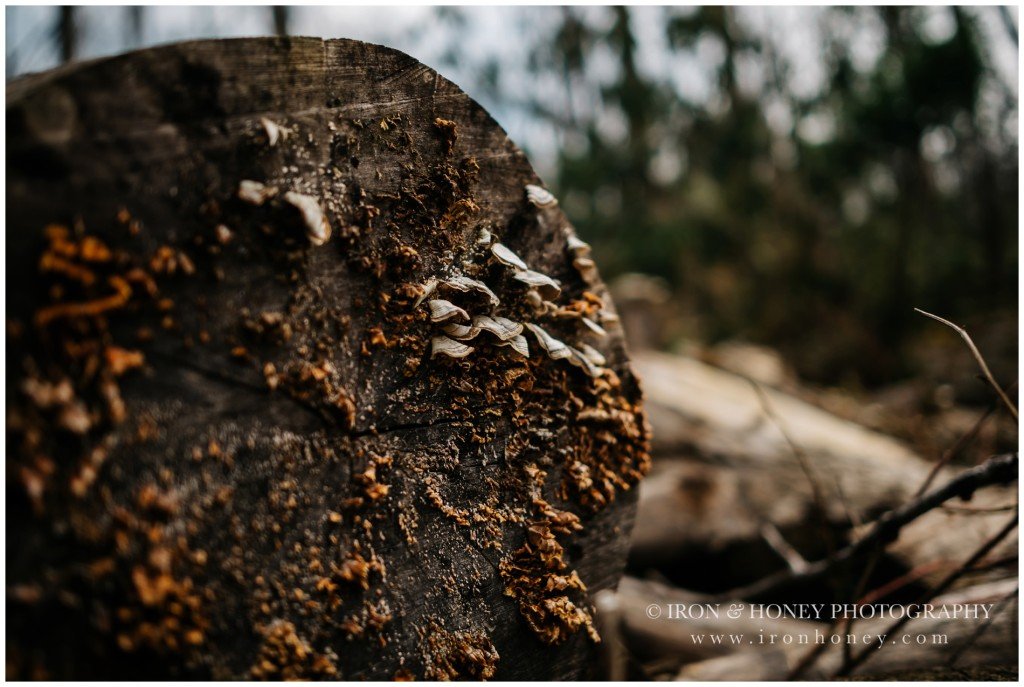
445 7 1019 385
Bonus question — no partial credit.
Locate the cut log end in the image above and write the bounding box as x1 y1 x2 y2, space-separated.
5 37 650 680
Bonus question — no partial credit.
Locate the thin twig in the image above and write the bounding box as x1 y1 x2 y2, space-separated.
834 513 1018 677
856 559 948 606
717 452 1018 601
915 403 996 497
833 474 863 528
839 536 893 669
760 523 808 574
964 554 1017 574
914 308 1017 422
941 502 1017 514
747 379 836 557
946 585 1018 668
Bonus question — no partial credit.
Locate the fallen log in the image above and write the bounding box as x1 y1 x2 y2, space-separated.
615 577 823 667
675 587 1018 680
614 576 1018 680
5 38 649 680
717 454 1017 602
631 351 1017 589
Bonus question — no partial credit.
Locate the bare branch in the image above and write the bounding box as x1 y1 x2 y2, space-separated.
719 452 1018 602
835 513 1018 677
915 402 997 497
856 559 948 606
941 502 1017 514
760 523 809 574
947 585 1018 668
748 379 836 555
915 308 1018 422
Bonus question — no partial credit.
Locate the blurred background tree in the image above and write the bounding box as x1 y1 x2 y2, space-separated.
476 5 1018 388
6 5 1018 391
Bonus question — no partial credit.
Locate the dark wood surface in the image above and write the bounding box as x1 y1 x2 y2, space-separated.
6 37 650 679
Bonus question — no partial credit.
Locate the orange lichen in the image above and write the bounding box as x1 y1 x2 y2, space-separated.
148 245 196 276
432 117 458 155
333 550 385 590
275 359 357 429
35 275 132 327
39 252 97 285
104 346 145 377
441 198 479 227
499 522 599 645
248 620 337 680
423 622 499 680
356 454 391 483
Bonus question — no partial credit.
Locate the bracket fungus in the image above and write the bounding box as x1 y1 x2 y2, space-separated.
525 184 558 208
442 322 482 341
566 234 591 255
496 334 530 358
259 117 290 147
431 336 475 359
580 317 607 337
566 347 600 378
578 343 607 367
282 192 332 246
427 299 470 323
413 278 439 308
442 276 500 307
471 315 524 342
573 256 596 274
524 323 572 361
237 180 278 206
490 243 529 271
513 270 561 300
415 216 608 380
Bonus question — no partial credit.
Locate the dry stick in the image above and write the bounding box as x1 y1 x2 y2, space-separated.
747 379 837 560
941 502 1017 514
798 330 1016 678
856 559 948 606
761 523 809 574
915 404 996 497
914 308 1018 422
833 475 863 528
844 378 1014 670
718 452 1019 602
839 543 887 668
946 585 1018 668
789 452 1011 682
834 513 1019 678
966 554 1017 574
840 387 1007 669
787 620 837 680
914 379 1017 499
788 561 890 684
788 557 887 682
748 376 863 667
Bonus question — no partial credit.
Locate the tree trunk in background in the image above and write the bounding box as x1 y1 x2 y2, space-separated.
271 6 290 37
127 6 144 49
58 6 76 63
6 38 649 680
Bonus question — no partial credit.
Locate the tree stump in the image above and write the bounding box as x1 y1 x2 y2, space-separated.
6 38 650 679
